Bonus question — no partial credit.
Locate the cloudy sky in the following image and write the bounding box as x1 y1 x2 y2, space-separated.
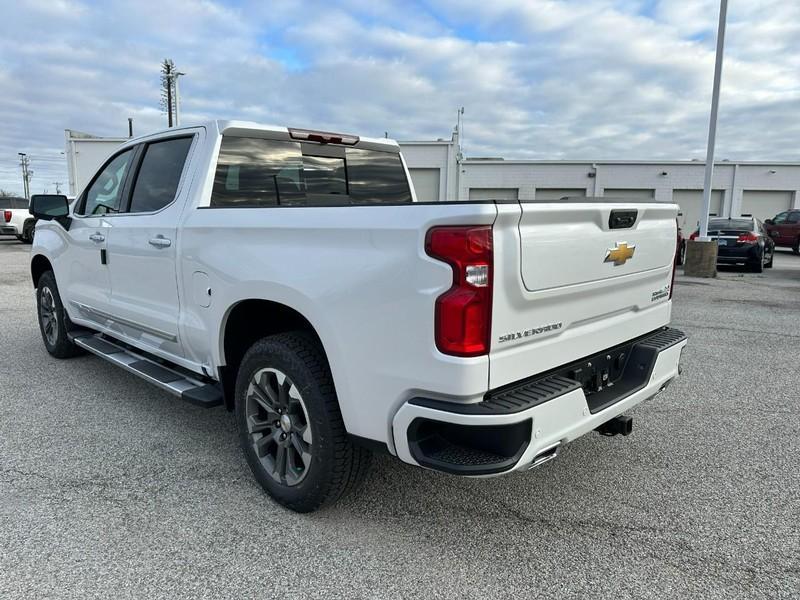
1 0 798 196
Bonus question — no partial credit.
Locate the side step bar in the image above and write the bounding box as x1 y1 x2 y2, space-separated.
69 332 223 408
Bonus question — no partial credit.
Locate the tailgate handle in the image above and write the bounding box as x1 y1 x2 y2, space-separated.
609 210 637 229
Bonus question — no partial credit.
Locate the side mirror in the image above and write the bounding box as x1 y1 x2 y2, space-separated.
764 219 773 225
30 194 69 220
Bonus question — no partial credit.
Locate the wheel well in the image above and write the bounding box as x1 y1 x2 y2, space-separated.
220 299 324 410
30 255 52 288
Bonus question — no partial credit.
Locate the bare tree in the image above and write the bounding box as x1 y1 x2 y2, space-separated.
0 189 16 198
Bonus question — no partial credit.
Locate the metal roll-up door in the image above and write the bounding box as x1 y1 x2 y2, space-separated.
672 190 724 231
534 188 586 201
468 188 519 201
408 168 441 202
740 191 793 222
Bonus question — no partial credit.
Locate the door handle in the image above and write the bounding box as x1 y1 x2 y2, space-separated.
148 236 172 248
89 232 105 242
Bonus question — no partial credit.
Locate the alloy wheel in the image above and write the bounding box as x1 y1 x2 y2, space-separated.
40 286 58 346
245 367 313 486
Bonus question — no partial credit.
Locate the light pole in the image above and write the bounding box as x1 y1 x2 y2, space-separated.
685 0 728 277
698 0 728 240
173 71 186 126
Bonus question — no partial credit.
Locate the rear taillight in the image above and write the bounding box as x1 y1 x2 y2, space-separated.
736 232 758 243
689 231 699 241
425 225 493 357
3 210 10 223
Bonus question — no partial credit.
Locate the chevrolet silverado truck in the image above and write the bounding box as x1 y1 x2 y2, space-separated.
29 121 686 512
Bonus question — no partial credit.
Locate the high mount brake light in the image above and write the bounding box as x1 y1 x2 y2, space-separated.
288 128 359 146
425 226 493 357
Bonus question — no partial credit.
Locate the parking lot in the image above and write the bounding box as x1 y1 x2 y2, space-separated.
0 239 798 599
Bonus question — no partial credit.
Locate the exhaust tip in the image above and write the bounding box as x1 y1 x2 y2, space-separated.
596 415 633 437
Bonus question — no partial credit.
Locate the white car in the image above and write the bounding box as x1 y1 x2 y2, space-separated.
29 120 686 512
1 196 35 243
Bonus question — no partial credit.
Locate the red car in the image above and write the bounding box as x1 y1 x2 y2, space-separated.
765 209 800 254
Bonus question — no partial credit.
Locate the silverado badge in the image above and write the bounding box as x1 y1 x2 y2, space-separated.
605 242 635 266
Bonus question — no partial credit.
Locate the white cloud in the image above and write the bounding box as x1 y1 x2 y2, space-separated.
0 0 797 195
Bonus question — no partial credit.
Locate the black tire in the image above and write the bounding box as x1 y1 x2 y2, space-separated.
793 238 800 255
235 332 371 512
36 271 84 358
765 247 774 268
676 241 685 266
21 220 35 244
749 253 764 273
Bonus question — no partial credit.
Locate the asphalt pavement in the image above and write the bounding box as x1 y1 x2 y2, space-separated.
1 238 798 599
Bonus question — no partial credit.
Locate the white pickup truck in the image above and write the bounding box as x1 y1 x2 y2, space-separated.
29 120 686 512
1 196 35 243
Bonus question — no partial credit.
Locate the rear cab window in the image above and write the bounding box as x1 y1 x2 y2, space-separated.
211 136 412 207
0 197 28 209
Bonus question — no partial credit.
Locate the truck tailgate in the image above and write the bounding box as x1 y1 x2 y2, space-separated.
519 203 677 291
490 201 678 391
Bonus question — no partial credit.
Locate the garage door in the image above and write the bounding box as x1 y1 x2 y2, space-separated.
741 191 793 222
603 188 655 200
672 190 724 232
468 188 519 201
409 168 441 202
535 188 586 200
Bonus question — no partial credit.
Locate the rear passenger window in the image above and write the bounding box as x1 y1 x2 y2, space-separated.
211 136 411 207
129 137 193 213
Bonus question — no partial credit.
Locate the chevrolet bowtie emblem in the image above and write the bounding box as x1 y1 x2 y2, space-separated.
605 242 636 265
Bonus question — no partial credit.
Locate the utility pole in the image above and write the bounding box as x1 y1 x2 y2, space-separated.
52 181 63 194
18 153 32 200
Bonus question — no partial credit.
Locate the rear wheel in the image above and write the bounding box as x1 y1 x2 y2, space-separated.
749 251 764 273
235 332 371 512
36 271 84 358
20 220 35 244
765 247 774 268
676 241 685 266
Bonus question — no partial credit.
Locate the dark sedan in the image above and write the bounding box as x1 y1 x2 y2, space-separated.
690 217 775 272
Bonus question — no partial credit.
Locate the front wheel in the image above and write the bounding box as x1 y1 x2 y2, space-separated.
235 332 371 512
36 271 84 358
793 238 800 255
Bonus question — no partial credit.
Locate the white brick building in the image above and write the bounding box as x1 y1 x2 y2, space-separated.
400 132 800 231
